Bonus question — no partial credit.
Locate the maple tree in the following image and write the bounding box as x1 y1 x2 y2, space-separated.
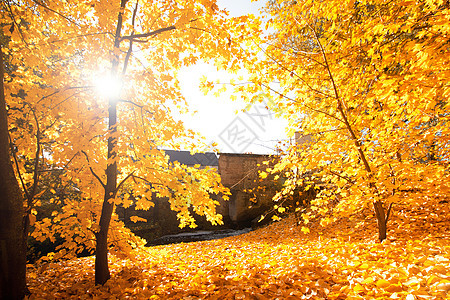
204 0 450 241
1 0 240 288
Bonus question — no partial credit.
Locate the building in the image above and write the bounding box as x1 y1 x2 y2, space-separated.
118 150 280 242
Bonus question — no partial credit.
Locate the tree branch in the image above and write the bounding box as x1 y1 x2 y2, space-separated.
308 20 373 175
8 132 30 202
118 99 144 108
120 26 176 41
385 202 393 226
81 150 106 188
2 0 29 47
27 104 41 205
328 169 355 184
255 42 333 99
113 171 135 198
131 174 164 186
260 82 344 123
30 0 79 26
122 1 139 75
37 86 92 105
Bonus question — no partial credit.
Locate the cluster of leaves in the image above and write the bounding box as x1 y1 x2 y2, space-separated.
202 0 450 240
26 195 449 299
2 0 241 263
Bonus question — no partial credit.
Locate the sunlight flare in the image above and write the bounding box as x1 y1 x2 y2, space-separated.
94 74 123 100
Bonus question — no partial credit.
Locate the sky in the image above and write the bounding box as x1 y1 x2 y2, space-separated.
177 0 289 155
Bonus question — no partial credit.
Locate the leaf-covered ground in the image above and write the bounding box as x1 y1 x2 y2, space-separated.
26 197 449 299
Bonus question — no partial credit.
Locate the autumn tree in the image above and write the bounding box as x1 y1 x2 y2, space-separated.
0 43 27 300
209 0 450 241
1 0 97 294
2 0 240 286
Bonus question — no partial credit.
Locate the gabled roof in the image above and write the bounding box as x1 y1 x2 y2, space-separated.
164 150 218 167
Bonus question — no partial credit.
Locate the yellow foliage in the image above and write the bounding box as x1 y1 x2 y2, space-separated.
209 0 450 241
3 0 234 268
26 197 449 299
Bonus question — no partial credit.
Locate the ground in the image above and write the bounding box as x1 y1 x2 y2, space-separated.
26 197 449 299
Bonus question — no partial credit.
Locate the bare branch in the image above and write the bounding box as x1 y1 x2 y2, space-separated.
37 86 92 105
118 99 144 108
46 32 115 44
230 166 260 189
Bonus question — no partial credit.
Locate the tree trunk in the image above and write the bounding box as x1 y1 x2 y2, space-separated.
94 0 127 285
0 45 27 300
95 101 117 285
312 28 391 242
373 200 387 242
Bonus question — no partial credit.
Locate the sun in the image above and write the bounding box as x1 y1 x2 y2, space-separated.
94 74 123 100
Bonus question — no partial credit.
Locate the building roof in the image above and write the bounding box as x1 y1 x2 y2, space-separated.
164 150 218 167
218 152 274 158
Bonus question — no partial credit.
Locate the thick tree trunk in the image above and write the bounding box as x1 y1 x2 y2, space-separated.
0 45 26 300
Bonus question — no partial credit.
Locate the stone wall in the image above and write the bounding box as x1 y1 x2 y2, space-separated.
116 192 229 242
218 153 278 226
118 152 279 243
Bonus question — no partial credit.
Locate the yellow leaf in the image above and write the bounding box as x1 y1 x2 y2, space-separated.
404 277 421 287
376 279 390 289
29 214 36 226
353 283 365 293
130 216 147 223
359 263 369 270
362 277 374 284
426 275 440 285
385 284 403 293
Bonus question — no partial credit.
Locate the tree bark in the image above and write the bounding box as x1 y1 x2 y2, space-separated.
94 100 118 285
93 0 177 283
373 201 387 241
0 45 27 299
94 0 127 285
